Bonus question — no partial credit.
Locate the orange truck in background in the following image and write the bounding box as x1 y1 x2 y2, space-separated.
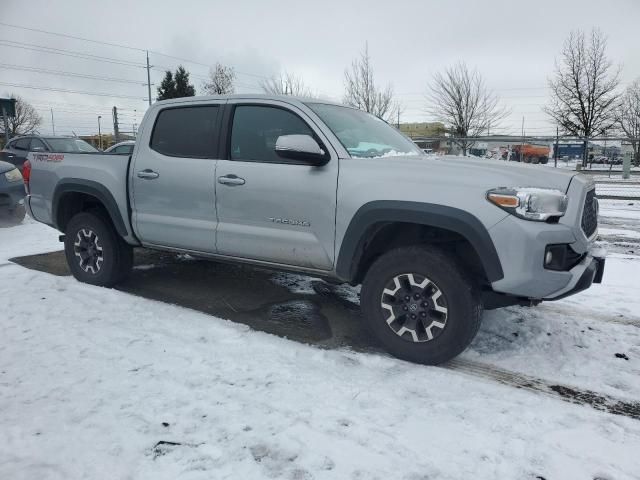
502 144 550 164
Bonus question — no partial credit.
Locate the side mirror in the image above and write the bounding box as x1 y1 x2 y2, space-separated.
275 134 329 166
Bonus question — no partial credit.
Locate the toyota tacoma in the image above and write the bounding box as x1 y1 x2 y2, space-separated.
22 95 605 364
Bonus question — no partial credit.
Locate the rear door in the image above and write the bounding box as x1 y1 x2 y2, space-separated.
131 102 222 252
214 100 339 270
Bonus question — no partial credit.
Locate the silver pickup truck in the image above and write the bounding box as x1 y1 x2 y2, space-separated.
23 94 604 364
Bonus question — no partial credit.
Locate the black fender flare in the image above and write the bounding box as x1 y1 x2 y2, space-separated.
335 201 504 283
52 179 128 237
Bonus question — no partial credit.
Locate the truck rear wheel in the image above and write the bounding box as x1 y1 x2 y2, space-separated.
64 211 133 287
361 246 483 365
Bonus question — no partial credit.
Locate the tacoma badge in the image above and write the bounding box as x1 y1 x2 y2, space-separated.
268 217 310 227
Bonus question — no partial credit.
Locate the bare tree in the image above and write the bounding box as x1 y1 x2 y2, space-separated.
260 71 313 96
545 28 621 166
343 43 397 122
426 62 507 155
202 63 236 95
615 79 640 165
0 95 42 138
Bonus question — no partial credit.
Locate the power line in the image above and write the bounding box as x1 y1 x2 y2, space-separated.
0 21 271 81
0 40 145 67
34 106 135 114
31 101 141 112
0 63 145 85
0 81 146 100
0 21 146 53
149 66 263 90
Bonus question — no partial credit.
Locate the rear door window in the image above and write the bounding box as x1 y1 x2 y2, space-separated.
150 106 219 158
15 138 30 150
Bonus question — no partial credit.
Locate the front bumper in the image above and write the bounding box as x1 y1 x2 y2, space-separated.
545 256 605 301
487 175 602 301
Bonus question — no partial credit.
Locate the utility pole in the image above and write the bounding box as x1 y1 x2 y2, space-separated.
397 109 400 129
146 50 152 106
112 106 120 144
50 108 56 135
2 106 9 145
554 125 559 168
97 115 102 150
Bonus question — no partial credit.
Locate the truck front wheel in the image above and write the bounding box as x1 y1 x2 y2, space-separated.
361 246 483 365
64 211 133 287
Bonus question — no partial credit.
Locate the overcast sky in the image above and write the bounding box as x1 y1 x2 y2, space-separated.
2 0 639 137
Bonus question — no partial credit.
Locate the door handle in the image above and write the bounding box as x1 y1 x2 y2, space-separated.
137 169 159 180
218 175 245 186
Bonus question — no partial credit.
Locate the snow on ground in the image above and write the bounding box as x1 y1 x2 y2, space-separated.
465 253 640 401
2 215 640 479
598 227 640 239
599 199 640 222
0 216 61 262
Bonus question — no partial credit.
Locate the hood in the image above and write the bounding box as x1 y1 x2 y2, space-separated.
381 155 577 192
0 160 16 175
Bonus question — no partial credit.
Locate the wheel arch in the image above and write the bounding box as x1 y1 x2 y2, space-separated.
52 179 128 238
336 201 504 285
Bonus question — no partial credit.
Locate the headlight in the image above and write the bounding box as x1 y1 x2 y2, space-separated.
487 187 568 221
4 168 22 183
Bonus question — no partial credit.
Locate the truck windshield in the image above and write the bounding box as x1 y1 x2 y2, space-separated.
306 103 422 158
44 138 99 153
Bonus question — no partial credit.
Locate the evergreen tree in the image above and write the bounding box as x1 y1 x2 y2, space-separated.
174 66 196 97
156 71 176 101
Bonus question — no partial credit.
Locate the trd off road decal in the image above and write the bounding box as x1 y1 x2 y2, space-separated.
33 153 64 163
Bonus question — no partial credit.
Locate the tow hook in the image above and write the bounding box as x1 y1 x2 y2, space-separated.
59 234 66 242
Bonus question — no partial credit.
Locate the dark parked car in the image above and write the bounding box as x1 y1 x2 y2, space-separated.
0 159 25 225
1 135 99 173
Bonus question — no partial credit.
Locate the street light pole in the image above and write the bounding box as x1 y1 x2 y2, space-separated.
97 115 102 150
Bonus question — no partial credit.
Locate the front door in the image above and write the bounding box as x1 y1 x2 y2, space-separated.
131 103 222 252
215 101 338 270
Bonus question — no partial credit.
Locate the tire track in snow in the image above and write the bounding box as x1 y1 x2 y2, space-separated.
319 283 640 420
9 254 640 421
535 304 640 328
446 358 640 420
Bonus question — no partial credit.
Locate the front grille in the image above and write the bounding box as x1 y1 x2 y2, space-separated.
581 189 598 237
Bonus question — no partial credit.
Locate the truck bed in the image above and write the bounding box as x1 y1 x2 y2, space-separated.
27 152 136 241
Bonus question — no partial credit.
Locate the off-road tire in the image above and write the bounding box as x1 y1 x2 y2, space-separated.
361 245 483 365
64 211 133 287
